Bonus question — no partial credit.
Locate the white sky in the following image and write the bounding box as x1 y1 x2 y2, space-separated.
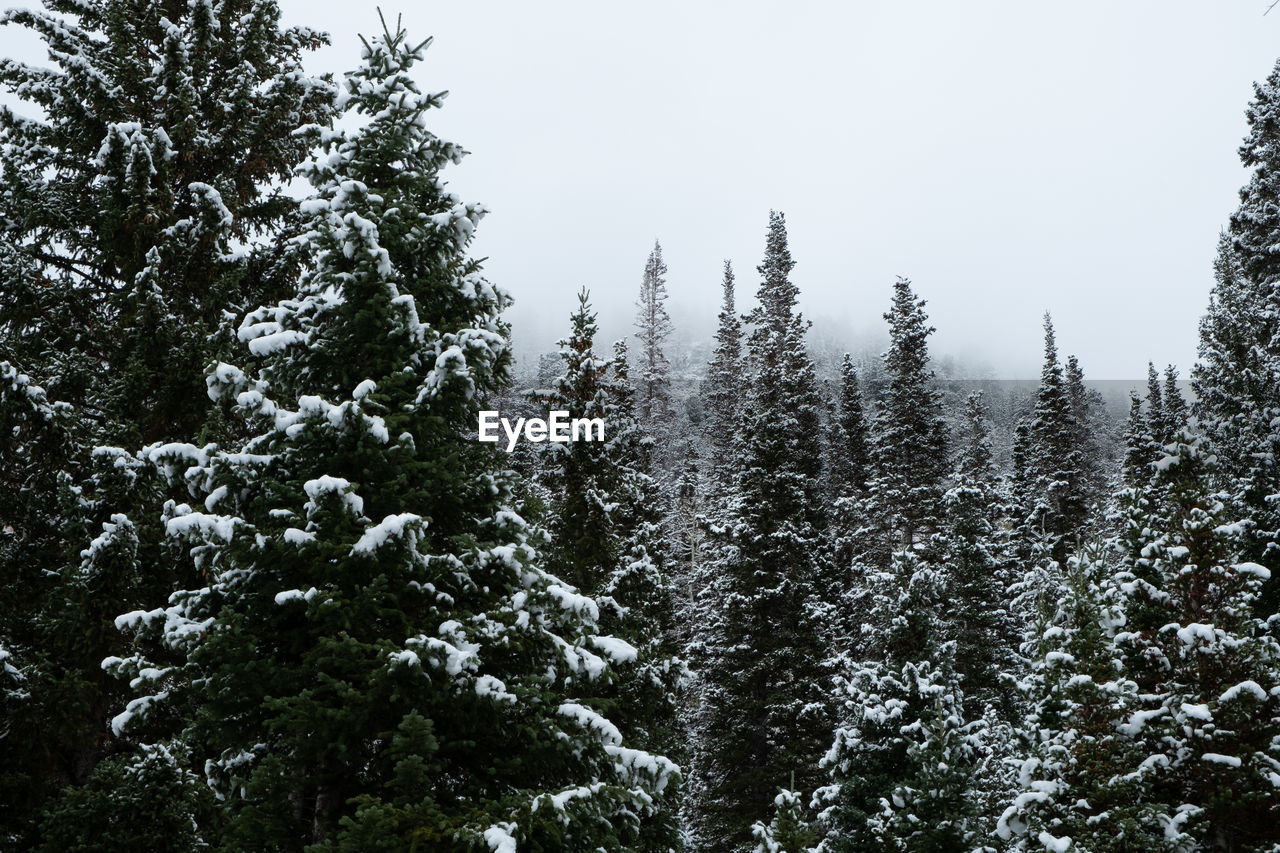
7 1 1280 378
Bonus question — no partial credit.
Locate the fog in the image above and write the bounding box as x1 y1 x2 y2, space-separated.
7 1 1280 379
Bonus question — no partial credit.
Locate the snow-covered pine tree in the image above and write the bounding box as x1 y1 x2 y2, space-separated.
751 788 817 853
1064 353 1110 510
0 0 334 447
1122 391 1160 489
690 211 833 851
998 552 1173 852
104 23 675 849
1110 434 1280 848
1005 434 1280 850
830 353 873 502
538 290 685 850
1024 314 1089 567
635 239 674 437
865 277 949 558
1162 365 1189 439
0 1 334 842
946 392 1017 717
1196 63 1280 615
705 259 744 489
1146 362 1167 447
816 549 985 852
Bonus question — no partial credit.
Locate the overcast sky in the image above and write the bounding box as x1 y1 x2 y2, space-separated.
7 2 1280 378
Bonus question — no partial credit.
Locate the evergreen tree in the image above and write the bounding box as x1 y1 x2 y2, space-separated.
816 550 985 852
1065 353 1110 508
539 291 686 850
1122 391 1160 489
634 239 674 434
691 211 833 851
830 353 873 500
1197 64 1280 613
105 24 675 849
1111 434 1280 848
866 277 949 556
705 259 744 489
1146 362 1168 446
751 789 817 853
998 553 1173 852
0 1 334 842
1025 314 1088 566
1162 365 1189 440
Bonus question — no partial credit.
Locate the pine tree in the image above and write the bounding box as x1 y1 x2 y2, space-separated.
1111 434 1280 848
866 277 949 556
539 291 686 850
816 550 985 852
998 553 1173 852
1065 353 1109 509
1004 436 1280 850
1162 365 1189 439
0 1 334 842
751 789 817 853
1122 391 1160 489
104 23 675 849
1197 63 1280 614
705 259 744 489
1146 361 1168 446
634 239 674 434
830 353 873 500
691 211 833 851
1025 314 1088 566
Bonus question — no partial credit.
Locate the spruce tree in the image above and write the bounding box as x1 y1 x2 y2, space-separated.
1025 314 1088 566
539 291 685 850
104 24 675 849
866 277 949 556
634 240 674 434
1146 361 1169 446
705 259 744 489
691 211 832 851
1122 391 1160 489
0 1 334 842
751 789 817 853
816 550 985 852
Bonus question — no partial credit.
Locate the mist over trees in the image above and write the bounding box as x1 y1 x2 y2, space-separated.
2 4 1280 852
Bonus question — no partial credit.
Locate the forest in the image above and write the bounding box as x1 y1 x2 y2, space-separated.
2 2 1280 852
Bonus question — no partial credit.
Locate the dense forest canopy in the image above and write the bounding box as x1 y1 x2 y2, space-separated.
3 4 1280 852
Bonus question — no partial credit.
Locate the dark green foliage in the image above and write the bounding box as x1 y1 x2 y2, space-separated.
867 278 949 555
0 2 333 844
104 23 675 850
691 212 833 851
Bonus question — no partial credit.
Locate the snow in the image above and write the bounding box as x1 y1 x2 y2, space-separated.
1180 702 1212 722
1038 831 1072 852
351 513 424 555
352 379 376 400
1176 623 1218 647
274 587 317 605
475 674 517 703
559 701 622 746
1221 680 1268 702
303 475 364 516
166 510 238 543
1119 707 1165 737
1202 752 1242 767
483 823 517 853
546 583 599 621
1235 561 1271 580
589 635 638 664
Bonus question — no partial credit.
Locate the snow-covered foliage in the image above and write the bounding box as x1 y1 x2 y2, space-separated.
104 21 674 850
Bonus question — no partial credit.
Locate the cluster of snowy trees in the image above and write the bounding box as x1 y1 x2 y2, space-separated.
3 3 1280 852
